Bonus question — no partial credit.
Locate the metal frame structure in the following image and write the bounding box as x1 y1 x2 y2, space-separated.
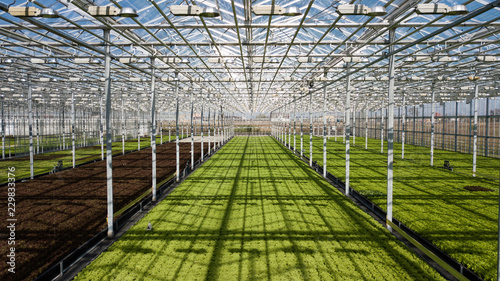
1 0 500 277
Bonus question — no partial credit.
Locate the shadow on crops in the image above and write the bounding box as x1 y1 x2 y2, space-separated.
91 137 453 281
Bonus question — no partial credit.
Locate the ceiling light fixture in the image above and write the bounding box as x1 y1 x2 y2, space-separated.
337 5 387 16
88 6 138 17
415 4 468 15
40 8 58 18
170 5 220 17
252 5 302 16
74 58 101 64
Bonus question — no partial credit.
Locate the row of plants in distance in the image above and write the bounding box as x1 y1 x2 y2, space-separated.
0 135 188 184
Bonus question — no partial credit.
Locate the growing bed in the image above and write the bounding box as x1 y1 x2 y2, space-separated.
300 135 498 280
0 140 206 281
75 136 443 281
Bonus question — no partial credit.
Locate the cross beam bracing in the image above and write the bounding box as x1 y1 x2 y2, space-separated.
0 0 499 115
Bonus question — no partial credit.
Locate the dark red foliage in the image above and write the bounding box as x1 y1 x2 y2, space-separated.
0 142 208 281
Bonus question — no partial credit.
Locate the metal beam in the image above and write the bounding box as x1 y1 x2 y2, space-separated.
151 58 157 202
103 29 114 238
345 63 351 197
28 75 33 179
175 72 180 182
386 28 396 232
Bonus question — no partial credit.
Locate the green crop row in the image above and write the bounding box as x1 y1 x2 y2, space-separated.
293 134 498 280
75 136 443 281
354 136 499 180
0 135 188 184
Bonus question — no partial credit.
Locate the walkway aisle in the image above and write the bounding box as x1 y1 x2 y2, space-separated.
75 136 443 281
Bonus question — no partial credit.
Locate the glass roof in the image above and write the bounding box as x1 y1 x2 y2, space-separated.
0 0 499 115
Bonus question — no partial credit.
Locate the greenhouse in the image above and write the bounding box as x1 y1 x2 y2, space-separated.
0 0 499 280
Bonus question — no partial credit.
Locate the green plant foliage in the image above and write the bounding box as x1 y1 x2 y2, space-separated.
357 190 385 198
75 137 443 281
0 135 188 184
298 135 498 280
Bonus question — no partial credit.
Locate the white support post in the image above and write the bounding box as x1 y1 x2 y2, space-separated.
103 29 114 238
345 63 351 196
220 107 224 145
190 84 194 170
201 104 204 162
473 81 479 177
217 109 221 148
100 93 104 160
1 97 4 159
281 109 284 142
83 107 86 147
309 85 313 167
150 58 157 202
353 107 356 146
386 28 396 231
430 82 436 166
301 98 304 157
28 76 34 179
402 94 406 159
343 111 346 144
175 72 180 182
137 109 141 151
288 105 291 149
212 109 215 151
208 107 211 155
381 108 384 153
62 100 65 150
122 93 125 155
323 70 327 177
365 109 368 150
293 95 296 151
71 88 75 168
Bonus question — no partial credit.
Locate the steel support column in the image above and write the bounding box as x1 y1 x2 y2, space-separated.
345 63 351 196
71 87 75 168
430 82 436 166
190 84 194 169
100 93 104 160
323 71 327 177
208 107 211 155
485 97 490 157
309 85 313 167
473 81 479 177
201 104 204 162
103 29 113 238
386 28 396 231
365 109 368 150
402 95 406 159
122 93 125 155
28 76 33 179
150 59 157 201
137 108 141 151
175 72 180 182
1 97 4 159
293 95 296 150
300 97 304 157
381 108 384 153
353 107 356 146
